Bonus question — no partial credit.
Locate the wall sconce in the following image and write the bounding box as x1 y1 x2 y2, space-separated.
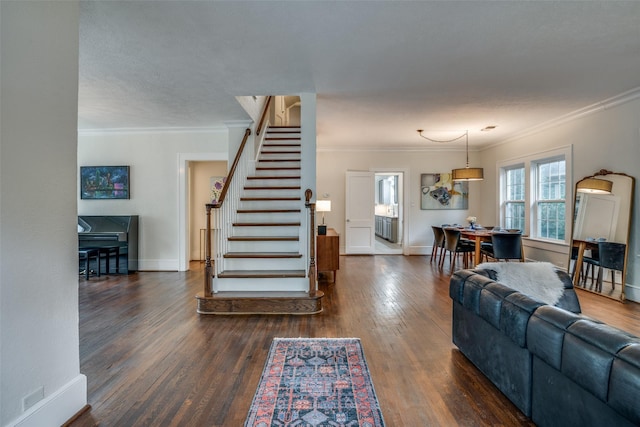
577 177 613 194
316 200 331 235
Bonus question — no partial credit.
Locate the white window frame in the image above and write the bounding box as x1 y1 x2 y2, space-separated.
497 145 572 244
502 164 526 231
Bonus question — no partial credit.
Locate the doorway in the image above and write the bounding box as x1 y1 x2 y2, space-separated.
374 172 404 255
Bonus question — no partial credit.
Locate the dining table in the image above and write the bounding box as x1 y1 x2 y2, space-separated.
459 228 525 267
459 229 494 267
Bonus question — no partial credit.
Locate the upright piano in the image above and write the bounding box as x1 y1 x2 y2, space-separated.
78 215 139 274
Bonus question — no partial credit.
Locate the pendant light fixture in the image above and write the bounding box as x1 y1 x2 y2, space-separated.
451 131 483 181
416 129 484 181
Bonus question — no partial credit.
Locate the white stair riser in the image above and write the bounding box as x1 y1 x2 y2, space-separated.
256 160 301 168
254 169 301 177
233 225 300 237
223 257 305 270
237 212 302 222
246 178 300 187
265 134 300 139
243 188 300 198
213 277 307 293
227 240 300 252
261 145 301 152
239 200 302 210
258 152 300 160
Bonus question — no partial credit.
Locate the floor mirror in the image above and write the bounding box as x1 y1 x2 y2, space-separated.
568 170 635 301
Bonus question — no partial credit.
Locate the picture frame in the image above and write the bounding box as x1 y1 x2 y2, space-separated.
80 166 130 199
420 173 468 210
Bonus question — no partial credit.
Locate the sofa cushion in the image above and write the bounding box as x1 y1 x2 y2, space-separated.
609 344 640 425
449 269 477 303
562 320 639 401
461 273 494 314
501 292 544 348
528 305 582 370
479 283 516 329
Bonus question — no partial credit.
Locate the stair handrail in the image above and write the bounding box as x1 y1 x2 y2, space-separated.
212 128 251 208
305 189 317 295
256 96 273 136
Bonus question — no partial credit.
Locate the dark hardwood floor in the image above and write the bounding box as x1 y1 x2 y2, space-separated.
71 256 640 426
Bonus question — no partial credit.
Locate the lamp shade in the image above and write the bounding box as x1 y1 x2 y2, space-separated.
452 167 484 181
577 178 613 194
316 200 331 212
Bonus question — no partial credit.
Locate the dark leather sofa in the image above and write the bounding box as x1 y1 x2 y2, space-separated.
450 268 640 427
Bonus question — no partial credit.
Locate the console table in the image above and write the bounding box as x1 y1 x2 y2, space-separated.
317 228 339 282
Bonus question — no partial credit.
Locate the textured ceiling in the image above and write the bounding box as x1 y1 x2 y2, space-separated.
78 1 640 149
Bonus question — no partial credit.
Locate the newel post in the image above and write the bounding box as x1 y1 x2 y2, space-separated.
203 204 214 297
305 189 316 295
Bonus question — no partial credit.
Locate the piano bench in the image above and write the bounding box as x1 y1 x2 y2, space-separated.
98 245 120 274
79 248 100 279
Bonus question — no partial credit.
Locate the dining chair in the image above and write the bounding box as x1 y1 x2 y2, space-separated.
570 246 595 285
593 242 626 292
430 226 445 264
480 232 523 262
441 228 475 270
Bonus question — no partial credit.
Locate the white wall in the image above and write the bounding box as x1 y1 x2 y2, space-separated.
189 161 227 261
78 130 228 271
480 94 640 302
1 2 87 426
317 148 482 255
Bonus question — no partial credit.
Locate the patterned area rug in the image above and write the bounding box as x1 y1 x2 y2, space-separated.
245 338 385 426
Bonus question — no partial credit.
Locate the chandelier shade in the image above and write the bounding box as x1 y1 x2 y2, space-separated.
577 177 613 194
451 167 484 181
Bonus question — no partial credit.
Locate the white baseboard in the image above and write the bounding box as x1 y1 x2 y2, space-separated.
408 245 430 255
624 283 640 303
8 374 86 427
137 259 179 271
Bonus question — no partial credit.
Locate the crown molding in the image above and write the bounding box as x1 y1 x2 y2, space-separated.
485 86 640 150
77 126 229 136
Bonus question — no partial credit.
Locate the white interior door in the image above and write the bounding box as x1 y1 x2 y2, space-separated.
345 171 375 254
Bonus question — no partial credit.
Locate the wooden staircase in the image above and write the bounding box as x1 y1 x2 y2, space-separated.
196 126 323 314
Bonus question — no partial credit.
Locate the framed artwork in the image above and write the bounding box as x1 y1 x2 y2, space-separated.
80 166 130 199
420 173 468 210
210 176 227 203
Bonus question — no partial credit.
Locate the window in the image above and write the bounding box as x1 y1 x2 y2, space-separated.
535 159 566 240
504 167 525 231
498 146 571 243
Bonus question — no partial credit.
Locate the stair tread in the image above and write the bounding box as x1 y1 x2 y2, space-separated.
224 252 303 258
256 167 301 170
247 176 301 180
240 197 301 201
237 209 301 213
263 143 301 147
233 222 301 226
204 291 314 298
218 270 306 278
261 150 301 154
228 236 299 241
244 186 301 190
